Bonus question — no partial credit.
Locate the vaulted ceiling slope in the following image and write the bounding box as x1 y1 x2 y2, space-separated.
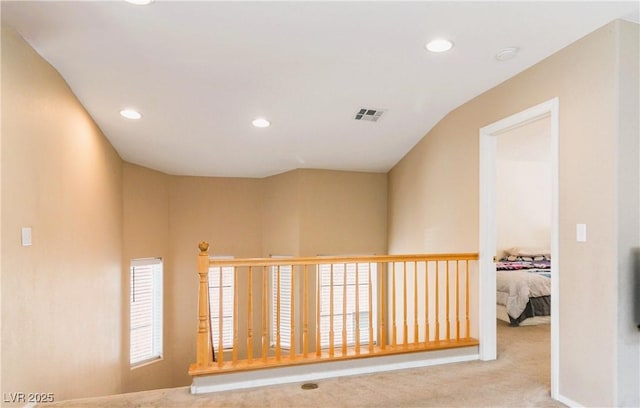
2 1 638 178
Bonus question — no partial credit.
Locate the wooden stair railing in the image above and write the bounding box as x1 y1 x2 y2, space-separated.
195 241 213 367
190 242 479 376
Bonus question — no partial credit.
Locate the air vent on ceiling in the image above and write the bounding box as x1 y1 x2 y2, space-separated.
354 108 385 122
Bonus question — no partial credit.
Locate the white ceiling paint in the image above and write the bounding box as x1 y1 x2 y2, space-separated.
2 1 638 178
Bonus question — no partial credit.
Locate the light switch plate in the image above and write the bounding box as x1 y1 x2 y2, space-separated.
21 227 32 246
576 224 587 242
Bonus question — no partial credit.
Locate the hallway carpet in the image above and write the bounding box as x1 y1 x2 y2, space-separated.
45 320 564 407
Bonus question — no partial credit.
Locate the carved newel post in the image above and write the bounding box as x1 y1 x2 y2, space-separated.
196 241 213 367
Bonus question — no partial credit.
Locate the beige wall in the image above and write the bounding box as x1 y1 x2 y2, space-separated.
496 118 551 257
122 167 267 388
0 27 3 398
6 13 634 405
615 20 640 406
121 164 172 391
262 168 389 258
496 159 551 256
388 20 639 406
297 169 388 351
119 168 387 390
167 175 264 386
262 170 301 257
387 107 479 254
2 27 390 399
298 169 388 257
1 27 124 401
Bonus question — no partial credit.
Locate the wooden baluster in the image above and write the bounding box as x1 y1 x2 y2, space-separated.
425 261 430 344
380 263 386 350
414 261 419 345
218 262 224 367
196 242 212 368
446 260 450 341
303 264 309 358
455 260 460 341
392 262 397 348
192 252 479 374
368 263 374 353
329 264 335 357
402 261 409 347
435 261 440 342
290 265 296 359
355 263 360 355
342 264 347 355
276 265 281 361
402 261 408 347
247 266 253 363
262 266 268 362
465 259 470 339
316 264 321 357
232 266 238 364
207 276 215 364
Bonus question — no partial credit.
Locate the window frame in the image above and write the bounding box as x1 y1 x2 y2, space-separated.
129 257 163 368
269 257 293 350
208 256 235 351
318 261 378 349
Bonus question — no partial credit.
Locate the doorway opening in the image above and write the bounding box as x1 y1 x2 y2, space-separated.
478 98 559 399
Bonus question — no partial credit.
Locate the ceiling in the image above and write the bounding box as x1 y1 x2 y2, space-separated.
2 1 638 178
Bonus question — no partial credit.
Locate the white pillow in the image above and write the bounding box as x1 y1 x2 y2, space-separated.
505 247 551 257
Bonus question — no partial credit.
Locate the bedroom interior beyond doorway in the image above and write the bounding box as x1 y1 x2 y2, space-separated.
478 97 559 399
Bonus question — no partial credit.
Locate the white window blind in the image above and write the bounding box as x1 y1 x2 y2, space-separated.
130 258 163 366
319 262 377 348
270 262 292 349
209 258 234 350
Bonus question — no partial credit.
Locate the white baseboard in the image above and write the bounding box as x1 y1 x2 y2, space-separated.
555 393 583 408
192 347 479 394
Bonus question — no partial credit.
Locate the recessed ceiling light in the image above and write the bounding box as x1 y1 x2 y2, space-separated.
120 109 142 120
495 47 520 61
125 0 154 5
425 38 454 53
252 118 270 128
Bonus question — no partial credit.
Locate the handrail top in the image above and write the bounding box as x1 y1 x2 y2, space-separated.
204 252 478 267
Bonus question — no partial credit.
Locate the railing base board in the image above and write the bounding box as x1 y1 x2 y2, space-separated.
190 345 479 395
189 338 479 376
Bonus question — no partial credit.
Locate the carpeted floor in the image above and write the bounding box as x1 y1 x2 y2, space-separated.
45 320 565 407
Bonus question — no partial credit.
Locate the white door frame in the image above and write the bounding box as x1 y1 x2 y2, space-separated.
478 97 560 399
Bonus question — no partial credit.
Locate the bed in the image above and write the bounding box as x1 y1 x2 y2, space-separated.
496 248 551 326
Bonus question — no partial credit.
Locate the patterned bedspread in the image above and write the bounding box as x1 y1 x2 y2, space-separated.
496 258 551 278
496 270 551 318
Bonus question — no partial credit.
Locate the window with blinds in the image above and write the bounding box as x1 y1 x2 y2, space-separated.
130 258 163 366
270 262 292 349
318 262 377 348
209 258 234 350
